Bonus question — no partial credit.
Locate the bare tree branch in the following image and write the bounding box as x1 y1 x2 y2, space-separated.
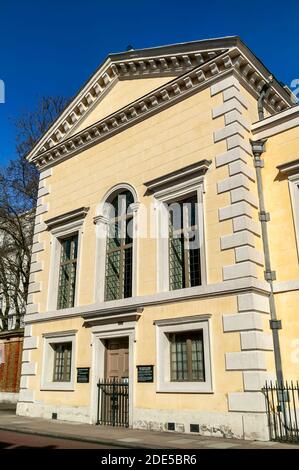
0 96 68 331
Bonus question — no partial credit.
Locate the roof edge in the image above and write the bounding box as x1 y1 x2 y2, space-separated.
26 36 293 163
108 36 239 60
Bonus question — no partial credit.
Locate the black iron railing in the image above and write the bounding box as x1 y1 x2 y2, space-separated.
97 378 129 427
263 381 299 443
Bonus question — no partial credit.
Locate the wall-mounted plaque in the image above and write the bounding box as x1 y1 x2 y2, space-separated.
77 367 90 383
137 365 154 383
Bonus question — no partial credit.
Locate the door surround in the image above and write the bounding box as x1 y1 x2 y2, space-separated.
90 320 137 426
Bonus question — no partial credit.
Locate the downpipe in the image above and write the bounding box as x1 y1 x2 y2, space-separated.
250 138 290 433
250 139 284 386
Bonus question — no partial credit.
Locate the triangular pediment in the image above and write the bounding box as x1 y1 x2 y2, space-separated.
68 76 176 136
27 36 294 168
27 38 236 161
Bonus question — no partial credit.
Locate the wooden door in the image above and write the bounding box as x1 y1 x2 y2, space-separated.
105 337 129 380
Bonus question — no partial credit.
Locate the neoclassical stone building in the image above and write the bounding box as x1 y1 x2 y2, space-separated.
16 36 299 440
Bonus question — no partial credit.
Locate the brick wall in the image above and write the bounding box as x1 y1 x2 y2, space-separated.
0 334 23 393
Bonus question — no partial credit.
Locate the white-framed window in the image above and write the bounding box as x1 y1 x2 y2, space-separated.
46 208 88 311
104 189 135 301
94 184 140 303
154 178 206 293
289 174 299 258
155 315 212 393
57 234 79 309
41 330 76 391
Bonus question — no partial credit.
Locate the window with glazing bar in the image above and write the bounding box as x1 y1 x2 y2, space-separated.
168 195 201 290
169 330 205 382
105 190 134 301
52 342 72 382
57 234 78 309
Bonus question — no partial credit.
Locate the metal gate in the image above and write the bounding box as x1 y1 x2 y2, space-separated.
97 378 129 427
263 381 299 443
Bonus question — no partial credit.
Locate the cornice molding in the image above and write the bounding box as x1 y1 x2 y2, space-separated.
144 159 211 193
252 105 299 131
252 105 299 140
45 206 89 230
277 158 299 174
82 306 143 328
154 314 212 326
83 314 142 328
28 47 227 161
42 329 78 338
82 306 143 319
24 277 271 325
30 48 291 171
93 214 109 225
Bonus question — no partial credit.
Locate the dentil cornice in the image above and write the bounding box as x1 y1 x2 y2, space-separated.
30 47 292 170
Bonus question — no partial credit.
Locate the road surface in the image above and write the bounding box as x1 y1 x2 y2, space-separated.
0 429 124 449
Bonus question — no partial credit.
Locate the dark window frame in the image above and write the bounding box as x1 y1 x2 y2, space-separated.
52 342 72 383
57 234 78 310
168 195 201 291
105 191 134 301
169 330 205 382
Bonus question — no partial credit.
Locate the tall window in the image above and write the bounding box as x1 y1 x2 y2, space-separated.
169 330 205 382
168 195 201 290
52 342 72 382
105 190 134 301
57 235 78 309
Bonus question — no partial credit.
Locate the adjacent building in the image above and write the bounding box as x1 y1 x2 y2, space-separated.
16 37 299 440
0 216 30 403
0 328 23 403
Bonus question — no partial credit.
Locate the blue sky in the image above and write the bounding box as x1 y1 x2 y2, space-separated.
0 0 298 166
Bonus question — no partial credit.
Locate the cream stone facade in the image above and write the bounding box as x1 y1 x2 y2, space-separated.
16 37 299 441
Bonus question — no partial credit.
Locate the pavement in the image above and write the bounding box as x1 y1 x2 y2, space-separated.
0 405 299 449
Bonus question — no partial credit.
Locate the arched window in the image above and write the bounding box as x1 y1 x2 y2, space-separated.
104 190 135 301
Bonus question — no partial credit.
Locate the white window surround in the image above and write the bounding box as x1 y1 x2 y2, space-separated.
90 320 137 425
154 176 207 292
40 330 77 391
288 174 299 259
94 183 140 303
155 314 213 393
47 218 85 311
